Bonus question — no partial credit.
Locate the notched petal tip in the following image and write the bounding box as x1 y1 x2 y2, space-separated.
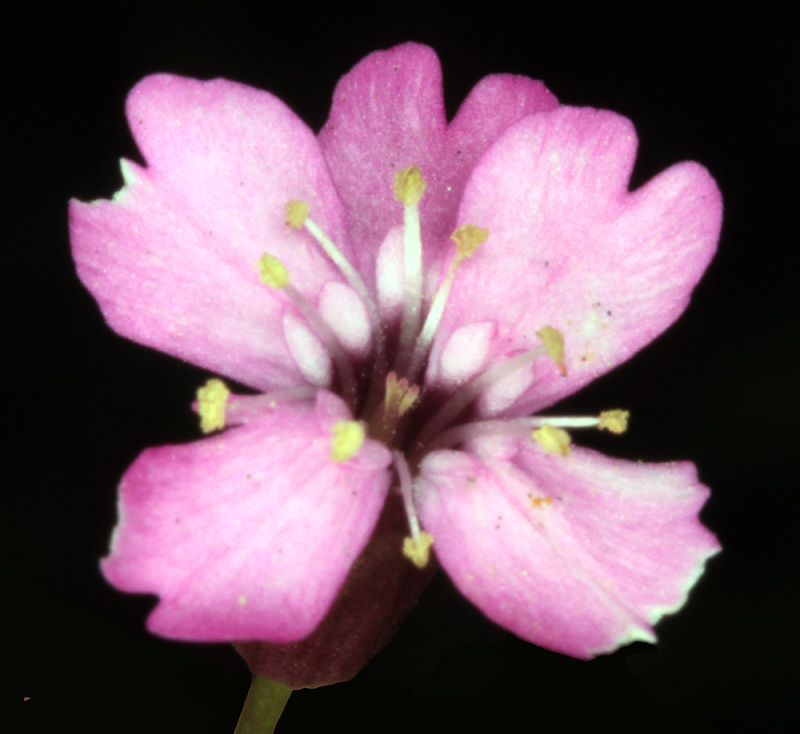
436 104 722 416
101 400 392 644
416 442 719 660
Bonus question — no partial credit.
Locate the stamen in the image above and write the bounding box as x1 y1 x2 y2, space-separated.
393 449 434 568
258 252 358 410
285 201 387 402
196 378 230 433
192 387 317 429
330 420 366 462
412 327 572 460
303 217 374 311
411 347 545 461
430 413 625 449
220 388 318 426
394 166 427 372
406 224 488 381
431 419 533 448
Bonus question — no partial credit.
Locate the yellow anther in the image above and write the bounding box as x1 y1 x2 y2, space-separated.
393 165 427 205
384 372 402 411
599 409 630 434
402 531 434 568
196 378 230 434
536 326 566 375
258 253 289 289
385 372 420 418
532 424 572 457
286 200 309 229
399 386 420 416
330 420 366 462
450 224 488 258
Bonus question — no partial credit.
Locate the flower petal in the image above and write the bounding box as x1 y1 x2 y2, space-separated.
318 43 447 287
70 74 349 391
416 441 719 659
428 106 722 414
282 306 333 388
101 391 392 643
446 70 559 177
234 489 437 688
319 281 372 359
439 321 496 385
318 43 559 293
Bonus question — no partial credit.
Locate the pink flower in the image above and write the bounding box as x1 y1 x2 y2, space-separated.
70 43 721 686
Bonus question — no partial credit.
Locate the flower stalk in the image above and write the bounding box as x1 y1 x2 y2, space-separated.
234 676 292 734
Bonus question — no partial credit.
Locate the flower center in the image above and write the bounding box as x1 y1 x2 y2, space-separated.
265 166 496 430
226 165 630 567
366 372 419 446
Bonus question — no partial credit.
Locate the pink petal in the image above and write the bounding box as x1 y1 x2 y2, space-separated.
101 391 392 643
427 106 722 415
446 71 559 176
438 321 496 385
319 281 372 359
234 489 437 688
416 440 719 659
70 74 350 392
282 306 333 388
318 42 559 293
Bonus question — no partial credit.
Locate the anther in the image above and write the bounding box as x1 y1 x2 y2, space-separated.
196 378 230 433
532 424 572 457
598 409 630 434
450 224 488 259
330 420 366 462
536 326 567 376
403 532 434 568
285 200 309 229
258 253 289 289
393 165 427 205
385 372 420 418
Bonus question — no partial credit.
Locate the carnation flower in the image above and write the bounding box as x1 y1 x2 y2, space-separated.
70 43 721 688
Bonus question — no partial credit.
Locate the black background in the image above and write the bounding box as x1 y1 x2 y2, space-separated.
14 2 796 731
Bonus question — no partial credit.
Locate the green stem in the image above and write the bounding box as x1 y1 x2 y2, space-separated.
234 676 292 734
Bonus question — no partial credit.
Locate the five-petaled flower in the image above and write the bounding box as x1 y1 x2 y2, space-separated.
70 43 721 688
